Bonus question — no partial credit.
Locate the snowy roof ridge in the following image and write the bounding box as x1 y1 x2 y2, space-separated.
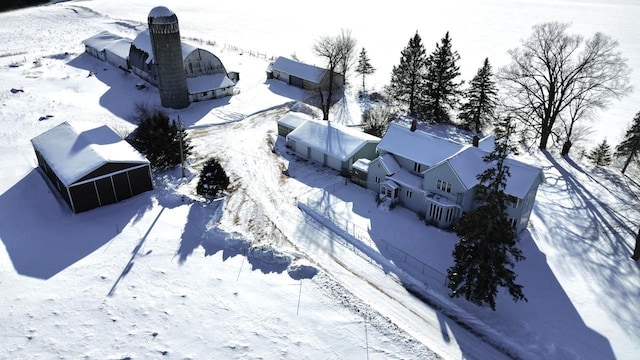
287 119 379 161
378 123 466 167
271 56 328 84
31 122 149 186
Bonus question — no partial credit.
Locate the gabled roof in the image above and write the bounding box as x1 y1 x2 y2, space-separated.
31 122 149 186
287 120 379 161
277 112 312 129
440 145 544 199
271 56 328 84
82 31 129 52
380 154 423 190
378 123 465 168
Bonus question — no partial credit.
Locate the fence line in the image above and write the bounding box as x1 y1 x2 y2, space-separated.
298 186 448 288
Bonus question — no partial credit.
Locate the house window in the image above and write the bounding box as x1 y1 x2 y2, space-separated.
413 162 422 172
437 180 451 193
406 190 412 198
507 195 522 208
445 208 454 222
508 217 518 228
375 176 381 184
429 203 443 221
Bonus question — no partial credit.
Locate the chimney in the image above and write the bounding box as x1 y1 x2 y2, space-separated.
472 135 480 147
410 118 417 132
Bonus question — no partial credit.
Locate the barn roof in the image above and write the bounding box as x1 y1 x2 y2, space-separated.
186 73 235 93
31 122 149 186
271 56 328 84
131 30 215 65
82 31 132 55
287 120 380 161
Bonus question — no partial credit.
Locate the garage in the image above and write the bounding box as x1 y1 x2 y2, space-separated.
285 119 380 176
31 122 153 213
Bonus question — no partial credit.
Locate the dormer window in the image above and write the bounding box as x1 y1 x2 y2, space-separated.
413 162 422 172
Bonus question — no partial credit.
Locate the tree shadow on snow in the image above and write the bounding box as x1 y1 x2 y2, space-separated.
540 152 640 341
0 168 152 280
305 180 615 359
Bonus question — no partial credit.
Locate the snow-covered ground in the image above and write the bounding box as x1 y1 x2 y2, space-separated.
1 1 639 359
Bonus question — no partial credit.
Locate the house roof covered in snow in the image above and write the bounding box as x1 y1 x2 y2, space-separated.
287 120 380 161
271 56 328 84
31 122 149 186
378 123 465 168
443 146 545 199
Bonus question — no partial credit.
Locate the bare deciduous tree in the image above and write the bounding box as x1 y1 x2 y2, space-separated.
313 29 356 120
500 22 631 152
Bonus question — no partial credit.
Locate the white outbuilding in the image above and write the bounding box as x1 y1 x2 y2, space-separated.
286 119 380 175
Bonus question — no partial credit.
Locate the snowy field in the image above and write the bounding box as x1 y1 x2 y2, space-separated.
1 0 640 359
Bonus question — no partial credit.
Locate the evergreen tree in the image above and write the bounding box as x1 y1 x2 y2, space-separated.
128 110 192 170
422 31 463 123
387 31 428 117
458 58 498 133
196 158 230 198
355 47 376 95
615 110 640 174
447 117 526 310
587 139 613 167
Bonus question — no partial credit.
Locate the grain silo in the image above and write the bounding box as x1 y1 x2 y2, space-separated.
148 6 189 109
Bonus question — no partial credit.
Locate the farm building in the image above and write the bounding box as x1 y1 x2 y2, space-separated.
31 122 153 213
267 56 344 91
129 29 235 105
286 119 380 175
82 31 131 70
276 112 312 137
82 7 236 109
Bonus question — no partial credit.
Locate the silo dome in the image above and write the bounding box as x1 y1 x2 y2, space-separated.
148 6 177 24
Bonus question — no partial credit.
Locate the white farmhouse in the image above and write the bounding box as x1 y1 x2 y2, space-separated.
364 123 544 234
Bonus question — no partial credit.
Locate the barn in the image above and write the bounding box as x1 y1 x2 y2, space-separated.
267 56 344 91
31 122 153 213
82 31 131 70
285 119 380 175
129 29 235 102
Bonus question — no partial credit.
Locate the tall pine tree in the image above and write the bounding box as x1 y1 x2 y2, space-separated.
458 58 498 133
422 31 462 123
587 139 613 167
447 117 526 310
355 47 376 95
616 110 640 174
388 31 428 117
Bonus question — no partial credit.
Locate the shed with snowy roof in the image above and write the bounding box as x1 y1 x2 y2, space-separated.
267 56 344 91
31 122 153 213
82 31 131 70
286 119 380 175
